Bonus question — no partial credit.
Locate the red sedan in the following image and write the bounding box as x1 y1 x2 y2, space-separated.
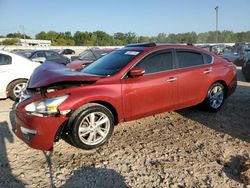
15 43 237 151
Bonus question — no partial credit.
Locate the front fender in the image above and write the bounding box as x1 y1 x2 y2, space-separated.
56 84 124 122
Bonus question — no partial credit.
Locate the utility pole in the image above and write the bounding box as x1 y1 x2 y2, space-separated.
215 6 219 43
19 25 25 39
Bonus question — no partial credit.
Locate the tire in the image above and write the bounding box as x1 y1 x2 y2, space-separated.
67 103 114 150
204 82 225 112
8 79 27 101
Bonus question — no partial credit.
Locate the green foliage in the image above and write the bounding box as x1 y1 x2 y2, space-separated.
1 38 20 45
36 31 74 46
6 33 31 39
31 30 250 46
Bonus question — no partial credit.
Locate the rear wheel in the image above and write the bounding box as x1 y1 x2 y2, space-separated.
204 82 225 112
8 79 27 101
68 103 114 150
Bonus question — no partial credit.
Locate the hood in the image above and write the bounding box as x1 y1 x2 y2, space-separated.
27 61 102 89
66 60 93 69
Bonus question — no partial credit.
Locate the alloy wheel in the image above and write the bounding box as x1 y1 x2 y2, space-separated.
78 112 110 145
13 82 26 98
209 85 224 109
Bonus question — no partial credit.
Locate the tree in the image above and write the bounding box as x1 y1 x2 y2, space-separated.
125 32 137 44
156 33 167 43
166 33 178 43
219 31 235 43
92 31 113 46
35 31 47 40
64 31 72 39
73 31 88 46
36 31 58 45
6 33 31 39
138 36 151 43
26 30 250 46
1 38 20 45
114 32 127 43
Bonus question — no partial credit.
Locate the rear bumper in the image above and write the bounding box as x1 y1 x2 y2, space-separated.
227 75 237 97
15 111 68 151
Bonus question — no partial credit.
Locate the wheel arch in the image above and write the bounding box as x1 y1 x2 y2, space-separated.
202 79 229 102
213 80 228 98
57 100 120 143
90 100 119 126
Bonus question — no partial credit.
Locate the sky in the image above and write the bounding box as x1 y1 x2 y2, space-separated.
0 0 249 38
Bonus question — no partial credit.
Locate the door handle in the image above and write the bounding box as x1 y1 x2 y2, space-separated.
166 77 177 82
203 68 212 74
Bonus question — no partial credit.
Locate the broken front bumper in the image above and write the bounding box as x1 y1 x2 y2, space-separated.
14 110 68 151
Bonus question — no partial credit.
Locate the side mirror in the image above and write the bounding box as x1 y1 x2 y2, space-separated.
31 57 46 64
129 67 145 77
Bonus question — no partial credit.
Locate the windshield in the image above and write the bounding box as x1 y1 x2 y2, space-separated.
81 50 141 76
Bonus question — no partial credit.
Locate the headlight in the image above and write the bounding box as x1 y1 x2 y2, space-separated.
25 95 68 115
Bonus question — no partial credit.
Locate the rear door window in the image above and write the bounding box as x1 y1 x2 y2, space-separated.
176 50 204 68
0 54 12 65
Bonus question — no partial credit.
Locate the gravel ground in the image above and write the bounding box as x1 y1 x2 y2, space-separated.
0 68 250 188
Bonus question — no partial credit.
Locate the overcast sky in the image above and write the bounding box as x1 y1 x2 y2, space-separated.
0 0 249 37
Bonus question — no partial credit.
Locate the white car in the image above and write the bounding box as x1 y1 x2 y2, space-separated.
0 50 40 101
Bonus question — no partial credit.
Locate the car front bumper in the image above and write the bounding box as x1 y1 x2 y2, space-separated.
14 110 68 151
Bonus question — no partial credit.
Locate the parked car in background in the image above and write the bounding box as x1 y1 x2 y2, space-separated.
222 46 250 67
15 43 237 151
198 45 213 53
198 44 229 55
28 50 70 64
12 49 34 58
0 50 40 101
53 48 76 59
67 48 115 70
222 51 240 65
58 48 75 55
242 50 250 81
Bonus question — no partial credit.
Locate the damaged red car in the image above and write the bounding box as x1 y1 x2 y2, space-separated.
14 43 237 151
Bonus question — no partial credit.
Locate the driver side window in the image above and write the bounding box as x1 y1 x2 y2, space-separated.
135 50 173 74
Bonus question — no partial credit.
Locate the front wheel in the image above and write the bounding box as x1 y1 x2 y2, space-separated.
68 103 114 150
204 82 225 112
8 79 27 101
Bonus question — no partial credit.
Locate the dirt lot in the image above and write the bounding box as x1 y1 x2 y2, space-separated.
0 68 250 188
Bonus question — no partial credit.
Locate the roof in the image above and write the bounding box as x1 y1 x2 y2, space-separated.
121 42 214 56
123 42 201 50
